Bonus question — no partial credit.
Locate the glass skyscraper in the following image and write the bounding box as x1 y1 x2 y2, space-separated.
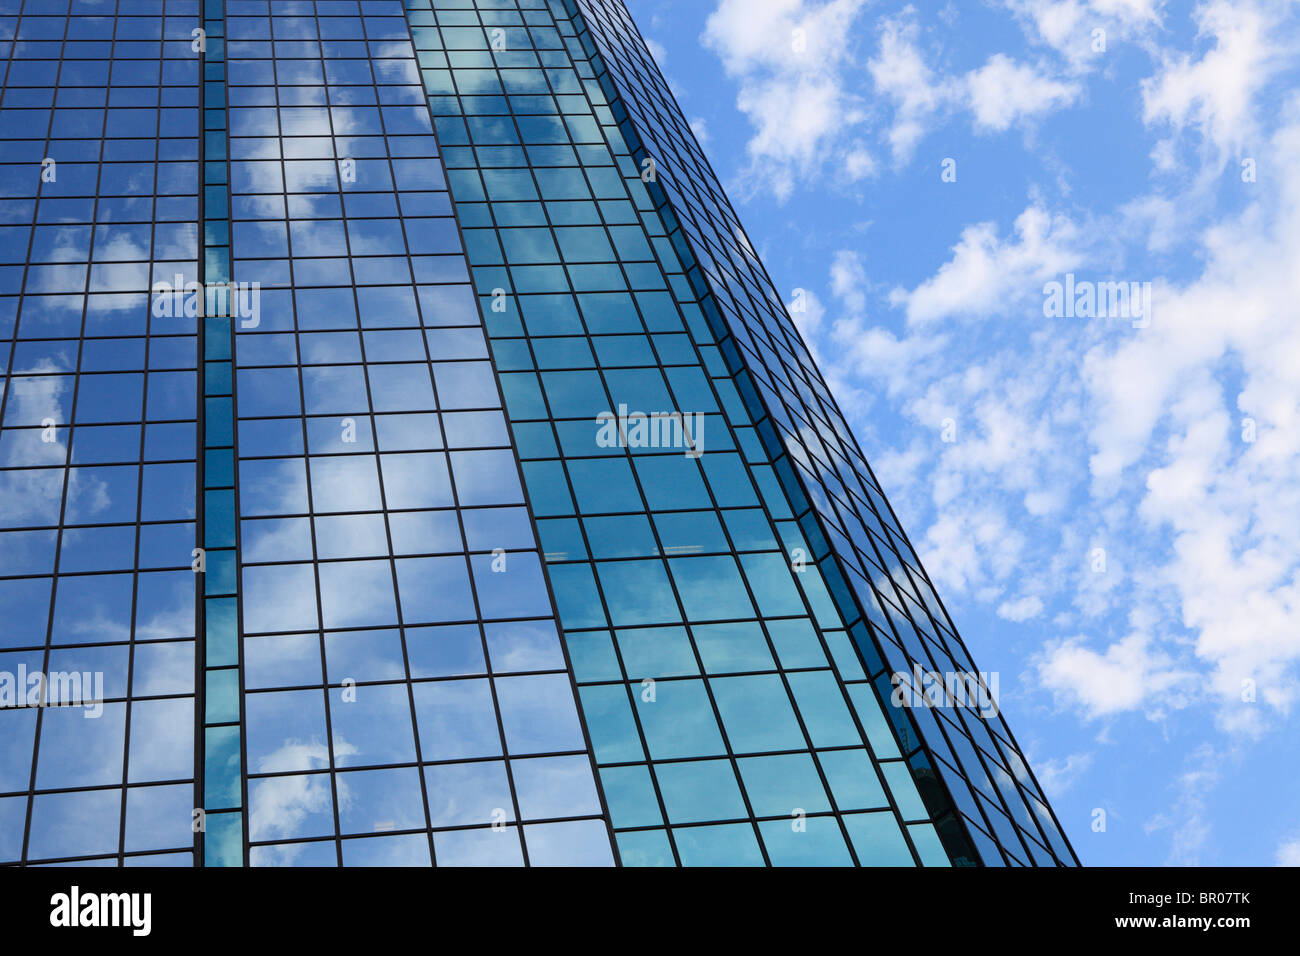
0 0 1078 867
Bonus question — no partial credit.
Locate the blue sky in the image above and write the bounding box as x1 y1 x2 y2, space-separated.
625 0 1300 866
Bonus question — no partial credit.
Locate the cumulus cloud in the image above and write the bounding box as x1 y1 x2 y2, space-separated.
698 0 1300 863
999 0 1163 69
868 11 953 162
890 204 1083 324
704 1 1102 191
870 97 1300 725
1141 0 1287 160
999 594 1046 621
966 54 1082 131
702 0 871 199
1081 101 1300 726
868 9 1102 161
815 92 1300 729
1037 634 1194 718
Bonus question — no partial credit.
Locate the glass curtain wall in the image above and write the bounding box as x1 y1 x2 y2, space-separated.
0 0 201 867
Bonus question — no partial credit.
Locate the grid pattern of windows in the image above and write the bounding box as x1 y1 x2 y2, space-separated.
0 0 200 867
219 0 610 866
0 0 1078 869
567 0 1078 865
406 0 956 866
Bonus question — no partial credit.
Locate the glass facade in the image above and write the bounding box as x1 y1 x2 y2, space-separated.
567 0 1078 868
0 0 1077 867
0 0 200 867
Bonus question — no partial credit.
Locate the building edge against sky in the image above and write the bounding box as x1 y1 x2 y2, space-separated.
562 0 1078 866
0 0 1078 867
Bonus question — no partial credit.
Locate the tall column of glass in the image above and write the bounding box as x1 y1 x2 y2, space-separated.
404 0 956 867
197 0 244 867
0 0 200 867
222 0 611 866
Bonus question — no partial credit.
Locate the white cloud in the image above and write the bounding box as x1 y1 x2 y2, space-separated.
831 322 948 397
890 204 1083 324
644 36 669 67
1277 837 1300 866
1000 0 1163 68
1142 745 1222 865
704 1 1097 189
843 143 877 180
819 247 950 398
1141 0 1284 158
1004 0 1091 57
1080 102 1300 725
820 105 1300 731
1034 751 1094 796
830 249 869 314
1037 634 1193 718
868 11 953 162
999 594 1046 621
702 0 870 199
966 54 1082 131
787 285 826 338
696 0 1300 865
1092 0 1162 19
916 504 1029 596
733 74 850 197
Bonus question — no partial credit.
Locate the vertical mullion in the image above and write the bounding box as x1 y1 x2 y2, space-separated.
19 0 88 868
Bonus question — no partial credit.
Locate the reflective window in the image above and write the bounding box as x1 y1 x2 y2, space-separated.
0 0 199 865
